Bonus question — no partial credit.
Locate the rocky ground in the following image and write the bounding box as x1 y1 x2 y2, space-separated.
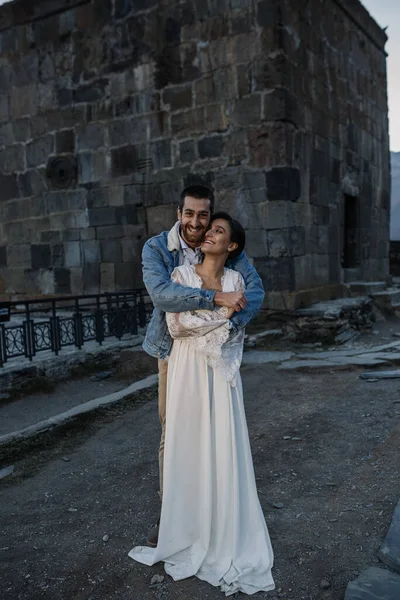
1 326 400 600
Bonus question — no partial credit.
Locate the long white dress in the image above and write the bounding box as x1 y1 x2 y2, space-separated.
129 265 275 596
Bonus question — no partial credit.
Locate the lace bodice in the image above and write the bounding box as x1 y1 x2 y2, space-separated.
166 265 245 384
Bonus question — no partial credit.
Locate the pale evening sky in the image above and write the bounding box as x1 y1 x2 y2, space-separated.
0 0 397 149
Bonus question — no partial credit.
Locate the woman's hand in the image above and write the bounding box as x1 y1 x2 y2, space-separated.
226 307 235 319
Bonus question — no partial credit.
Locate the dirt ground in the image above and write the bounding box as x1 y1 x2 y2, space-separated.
1 352 400 600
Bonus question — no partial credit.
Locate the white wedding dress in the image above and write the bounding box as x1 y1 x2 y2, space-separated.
129 265 275 596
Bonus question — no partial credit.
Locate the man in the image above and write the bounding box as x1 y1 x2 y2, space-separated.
142 185 264 545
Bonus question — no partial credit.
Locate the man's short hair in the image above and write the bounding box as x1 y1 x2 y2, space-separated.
179 185 215 213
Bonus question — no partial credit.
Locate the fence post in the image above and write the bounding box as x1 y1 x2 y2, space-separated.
50 300 61 355
95 295 104 345
74 298 83 349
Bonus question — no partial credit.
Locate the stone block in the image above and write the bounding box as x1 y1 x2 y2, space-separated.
121 237 142 262
194 76 215 106
100 239 121 263
26 135 54 169
108 117 147 147
245 229 268 258
0 174 18 201
198 135 225 158
30 115 47 138
11 84 37 118
70 267 83 295
123 184 144 205
170 107 205 137
0 95 9 124
146 205 176 237
51 244 65 268
77 152 93 184
267 227 306 258
88 207 117 227
378 499 400 574
82 263 99 293
0 145 25 174
0 123 14 146
162 84 192 110
248 121 294 168
31 244 51 269
79 228 96 241
96 225 124 239
13 118 30 143
100 262 115 292
56 129 75 154
228 95 261 127
254 256 295 292
7 244 31 267
73 78 108 103
151 139 172 170
93 151 110 182
266 167 301 202
0 246 6 267
179 139 196 163
115 205 138 225
344 567 400 600
263 88 301 127
82 240 101 264
64 241 81 267
115 261 142 289
108 185 124 206
111 145 137 177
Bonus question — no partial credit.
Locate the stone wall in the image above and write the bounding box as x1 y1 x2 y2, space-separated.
0 0 390 306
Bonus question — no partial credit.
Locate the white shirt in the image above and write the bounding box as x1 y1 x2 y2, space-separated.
179 230 202 266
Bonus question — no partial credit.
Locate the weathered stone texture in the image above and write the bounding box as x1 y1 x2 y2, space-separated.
0 0 390 301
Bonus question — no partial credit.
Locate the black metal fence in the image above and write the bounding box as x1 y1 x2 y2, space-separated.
0 290 151 367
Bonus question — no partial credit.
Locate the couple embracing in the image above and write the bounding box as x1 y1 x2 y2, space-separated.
129 185 275 596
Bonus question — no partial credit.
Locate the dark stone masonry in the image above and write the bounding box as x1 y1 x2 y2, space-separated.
0 0 391 307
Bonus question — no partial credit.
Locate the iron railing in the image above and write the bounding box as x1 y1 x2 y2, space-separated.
0 290 151 366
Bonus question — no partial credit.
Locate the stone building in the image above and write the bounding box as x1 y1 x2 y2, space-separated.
0 0 390 308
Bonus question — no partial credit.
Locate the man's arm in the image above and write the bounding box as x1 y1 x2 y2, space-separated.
142 239 216 313
228 251 265 331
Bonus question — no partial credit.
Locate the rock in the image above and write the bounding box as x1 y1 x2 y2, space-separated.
150 574 164 585
68 508 78 512
283 436 291 440
345 566 400 600
320 579 331 589
273 502 285 509
62 456 71 462
360 370 400 380
0 465 14 479
242 351 293 365
378 499 400 574
91 371 113 381
102 534 109 542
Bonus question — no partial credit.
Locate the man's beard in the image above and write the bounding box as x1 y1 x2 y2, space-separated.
181 224 206 246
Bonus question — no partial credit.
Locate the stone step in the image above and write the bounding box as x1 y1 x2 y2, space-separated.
345 566 400 600
370 289 400 310
343 268 361 283
347 281 387 296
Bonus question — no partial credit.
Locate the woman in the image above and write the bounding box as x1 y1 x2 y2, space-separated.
129 212 275 596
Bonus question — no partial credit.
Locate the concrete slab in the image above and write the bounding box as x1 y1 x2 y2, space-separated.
277 360 346 371
360 370 400 380
242 351 293 365
378 500 400 574
344 566 400 600
0 373 158 447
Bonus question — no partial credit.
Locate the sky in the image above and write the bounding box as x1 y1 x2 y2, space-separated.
0 0 397 150
361 0 400 151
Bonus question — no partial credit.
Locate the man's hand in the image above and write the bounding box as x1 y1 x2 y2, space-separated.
214 291 247 312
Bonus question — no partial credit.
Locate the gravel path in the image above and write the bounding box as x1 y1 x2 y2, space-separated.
1 360 400 599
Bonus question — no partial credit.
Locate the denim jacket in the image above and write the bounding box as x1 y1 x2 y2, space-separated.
142 221 265 359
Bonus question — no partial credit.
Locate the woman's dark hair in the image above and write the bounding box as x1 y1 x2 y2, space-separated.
210 211 246 261
179 185 215 213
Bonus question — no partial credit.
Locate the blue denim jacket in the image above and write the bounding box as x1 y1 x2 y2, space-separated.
142 222 265 359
